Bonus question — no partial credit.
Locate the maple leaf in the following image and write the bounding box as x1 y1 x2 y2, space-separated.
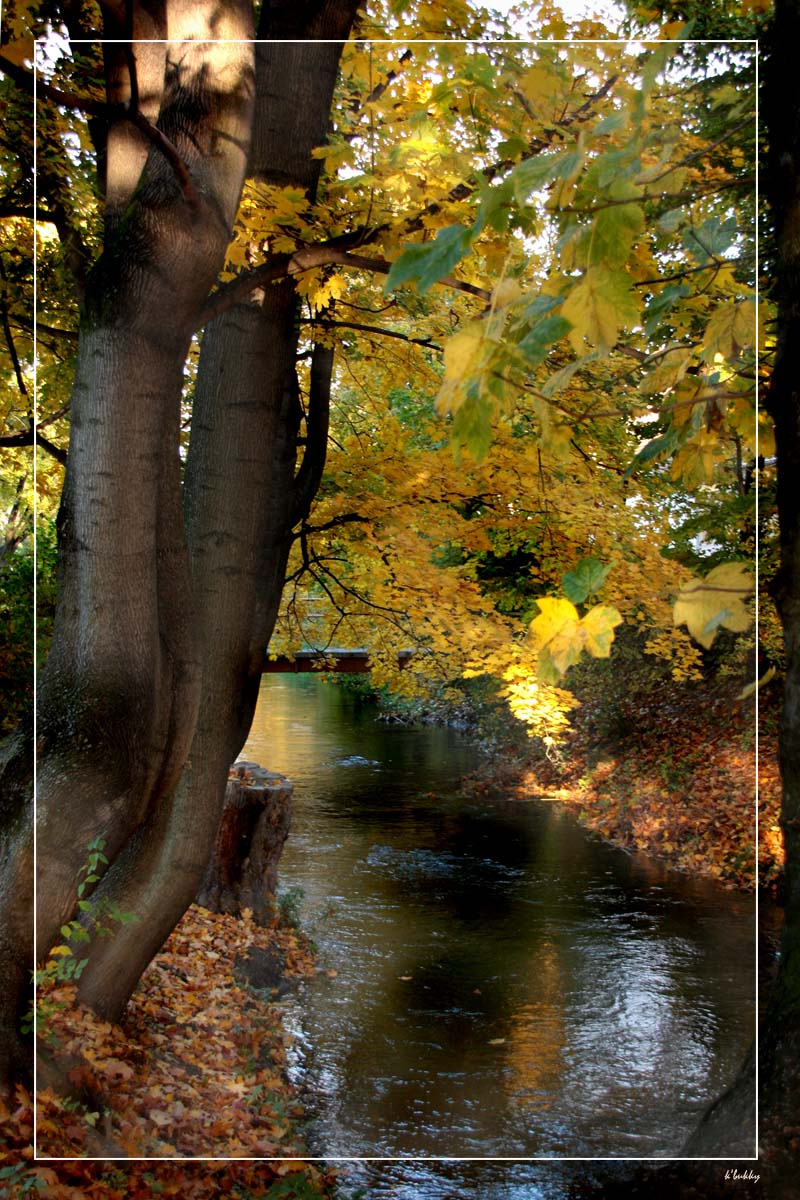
581 603 623 657
561 266 639 353
436 324 487 416
672 562 754 648
385 224 476 294
701 299 756 363
561 557 613 604
586 186 645 269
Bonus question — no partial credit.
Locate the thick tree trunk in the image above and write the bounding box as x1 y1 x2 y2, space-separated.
0 0 255 1091
623 0 800 1179
761 0 800 1127
71 3 361 1023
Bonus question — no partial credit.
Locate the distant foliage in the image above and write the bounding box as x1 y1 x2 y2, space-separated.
0 521 57 732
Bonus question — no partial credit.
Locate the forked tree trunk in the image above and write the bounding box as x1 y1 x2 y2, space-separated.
71 4 361 1024
0 0 255 1091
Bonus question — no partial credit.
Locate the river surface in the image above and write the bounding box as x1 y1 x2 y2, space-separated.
242 677 757 1193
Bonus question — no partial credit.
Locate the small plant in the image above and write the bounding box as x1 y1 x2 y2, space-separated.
276 886 305 930
0 1163 41 1194
22 837 139 1036
60 1094 108 1128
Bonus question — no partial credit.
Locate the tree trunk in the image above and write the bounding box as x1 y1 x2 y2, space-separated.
610 0 800 1182
656 0 800 1173
197 762 292 924
71 3 361 1024
0 0 255 1091
761 0 800 1131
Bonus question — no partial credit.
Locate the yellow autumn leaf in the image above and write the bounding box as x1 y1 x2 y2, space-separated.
670 430 721 488
310 140 354 173
561 266 639 354
436 324 486 415
581 604 623 658
639 347 692 395
527 597 582 677
673 562 754 649
528 596 580 647
1 35 34 65
308 272 347 313
491 278 524 309
701 299 756 364
519 64 563 107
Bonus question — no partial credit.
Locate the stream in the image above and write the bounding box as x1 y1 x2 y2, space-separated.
242 676 759 1196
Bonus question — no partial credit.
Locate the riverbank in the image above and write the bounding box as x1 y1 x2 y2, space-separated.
2 904 339 1197
475 679 782 896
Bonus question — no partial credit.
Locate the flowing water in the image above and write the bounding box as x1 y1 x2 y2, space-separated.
242 676 759 1194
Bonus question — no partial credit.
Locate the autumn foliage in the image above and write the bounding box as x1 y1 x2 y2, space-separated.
1 906 331 1197
491 670 782 895
0 0 776 1186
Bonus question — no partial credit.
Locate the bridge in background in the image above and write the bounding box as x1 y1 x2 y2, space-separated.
261 648 415 674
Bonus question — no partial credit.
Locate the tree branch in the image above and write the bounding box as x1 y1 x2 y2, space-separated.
200 244 492 329
0 54 198 210
0 256 28 400
291 338 333 527
0 53 108 116
301 316 441 352
0 426 67 465
295 513 370 538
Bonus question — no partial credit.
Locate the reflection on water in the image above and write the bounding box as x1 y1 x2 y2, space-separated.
243 677 756 1176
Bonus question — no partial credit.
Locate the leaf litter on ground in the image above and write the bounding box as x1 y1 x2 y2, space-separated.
2 905 339 1198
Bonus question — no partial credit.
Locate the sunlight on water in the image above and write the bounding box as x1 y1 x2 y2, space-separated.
243 677 757 1193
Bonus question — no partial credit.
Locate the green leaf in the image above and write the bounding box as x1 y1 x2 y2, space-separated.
593 111 626 137
683 214 738 264
542 351 601 397
623 429 682 479
510 150 569 205
452 394 493 461
474 176 514 234
643 283 691 335
385 225 476 294
562 557 613 604
586 187 644 269
517 314 572 365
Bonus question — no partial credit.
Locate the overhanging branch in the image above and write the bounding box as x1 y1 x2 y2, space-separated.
0 426 67 465
200 244 492 329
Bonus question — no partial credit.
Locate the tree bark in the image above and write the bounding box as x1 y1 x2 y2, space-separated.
761 0 800 1109
197 762 292 924
0 0 255 1091
70 2 361 1024
613 0 800 1180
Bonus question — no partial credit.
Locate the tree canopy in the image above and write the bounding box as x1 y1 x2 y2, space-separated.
250 23 765 741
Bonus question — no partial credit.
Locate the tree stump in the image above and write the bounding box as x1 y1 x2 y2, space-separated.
196 761 292 925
